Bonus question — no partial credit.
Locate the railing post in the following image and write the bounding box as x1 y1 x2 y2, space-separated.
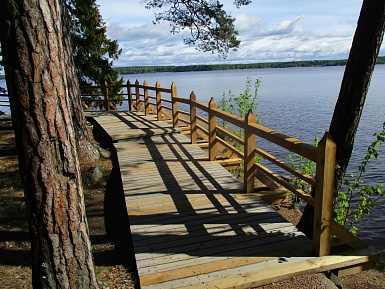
143 80 150 115
244 110 256 194
156 81 162 120
313 132 336 256
135 79 140 112
190 92 197 144
127 80 133 112
209 97 217 161
171 82 178 128
102 81 110 111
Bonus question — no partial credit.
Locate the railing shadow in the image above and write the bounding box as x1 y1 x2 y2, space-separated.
120 130 313 263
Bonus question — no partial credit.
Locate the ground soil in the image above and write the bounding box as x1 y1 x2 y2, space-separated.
0 120 384 289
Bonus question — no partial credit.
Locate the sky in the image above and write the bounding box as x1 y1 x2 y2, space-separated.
96 0 383 67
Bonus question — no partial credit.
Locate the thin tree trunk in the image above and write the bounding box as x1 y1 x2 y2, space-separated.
297 0 385 237
0 0 99 288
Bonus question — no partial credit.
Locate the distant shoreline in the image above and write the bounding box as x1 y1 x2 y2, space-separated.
1 57 385 78
115 56 385 75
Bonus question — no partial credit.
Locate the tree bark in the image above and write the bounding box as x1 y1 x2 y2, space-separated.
61 0 100 161
0 0 99 288
297 0 385 237
330 0 385 181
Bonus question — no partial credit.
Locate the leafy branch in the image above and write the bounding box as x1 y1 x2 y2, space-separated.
334 122 385 233
218 78 262 172
142 0 252 58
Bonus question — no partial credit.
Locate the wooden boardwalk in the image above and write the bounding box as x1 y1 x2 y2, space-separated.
89 111 379 289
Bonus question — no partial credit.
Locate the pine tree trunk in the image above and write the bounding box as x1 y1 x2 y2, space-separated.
330 0 385 180
61 12 100 161
0 0 99 288
297 0 385 237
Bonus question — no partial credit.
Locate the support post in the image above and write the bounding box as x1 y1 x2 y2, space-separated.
171 82 178 128
102 81 109 111
143 80 150 115
244 110 256 194
156 81 162 120
209 98 217 161
313 132 336 256
190 92 197 144
135 79 140 112
127 80 133 111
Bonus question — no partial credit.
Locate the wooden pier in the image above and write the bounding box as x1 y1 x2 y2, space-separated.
89 111 380 289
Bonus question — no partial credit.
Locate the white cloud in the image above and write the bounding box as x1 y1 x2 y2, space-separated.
105 21 171 42
96 0 383 66
264 16 305 36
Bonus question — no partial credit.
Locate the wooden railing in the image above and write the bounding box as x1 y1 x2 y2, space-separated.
84 80 368 257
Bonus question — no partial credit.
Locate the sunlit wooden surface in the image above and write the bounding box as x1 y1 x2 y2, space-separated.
90 111 379 289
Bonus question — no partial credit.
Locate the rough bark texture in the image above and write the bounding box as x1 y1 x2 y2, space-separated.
329 0 385 180
0 0 99 288
297 0 385 237
62 21 100 161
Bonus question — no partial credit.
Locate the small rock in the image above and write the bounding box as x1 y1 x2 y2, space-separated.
97 146 111 159
86 166 103 185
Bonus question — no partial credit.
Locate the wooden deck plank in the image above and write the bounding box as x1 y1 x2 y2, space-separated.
89 111 380 289
135 235 309 275
139 242 313 286
136 238 312 277
175 247 379 289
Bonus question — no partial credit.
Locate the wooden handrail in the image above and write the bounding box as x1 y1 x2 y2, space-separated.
82 79 341 257
249 122 318 162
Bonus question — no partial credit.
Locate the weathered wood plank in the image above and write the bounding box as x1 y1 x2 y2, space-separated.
139 242 313 286
89 111 379 289
175 247 380 289
135 235 310 276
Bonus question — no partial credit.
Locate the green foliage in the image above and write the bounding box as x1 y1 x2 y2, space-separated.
115 59 354 74
142 0 251 58
218 78 261 136
67 0 123 107
219 77 261 125
334 122 385 234
218 78 262 166
287 127 385 234
287 136 318 193
377 262 385 272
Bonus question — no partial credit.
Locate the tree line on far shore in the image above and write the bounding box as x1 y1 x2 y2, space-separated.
116 56 385 75
2 57 384 80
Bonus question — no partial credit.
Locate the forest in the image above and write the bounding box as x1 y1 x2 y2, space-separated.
116 56 385 74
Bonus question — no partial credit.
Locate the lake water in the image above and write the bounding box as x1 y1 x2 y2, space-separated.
1 65 384 255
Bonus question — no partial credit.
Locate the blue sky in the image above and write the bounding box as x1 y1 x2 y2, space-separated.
96 0 383 67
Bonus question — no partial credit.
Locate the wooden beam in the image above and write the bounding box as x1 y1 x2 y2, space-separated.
171 82 178 128
313 132 336 256
135 79 140 112
208 98 217 161
155 81 162 120
143 80 150 115
190 92 197 144
244 110 256 194
127 80 133 112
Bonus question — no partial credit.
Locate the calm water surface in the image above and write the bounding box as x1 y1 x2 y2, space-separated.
1 65 384 254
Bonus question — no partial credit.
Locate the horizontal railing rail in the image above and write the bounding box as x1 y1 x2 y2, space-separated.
83 79 365 257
